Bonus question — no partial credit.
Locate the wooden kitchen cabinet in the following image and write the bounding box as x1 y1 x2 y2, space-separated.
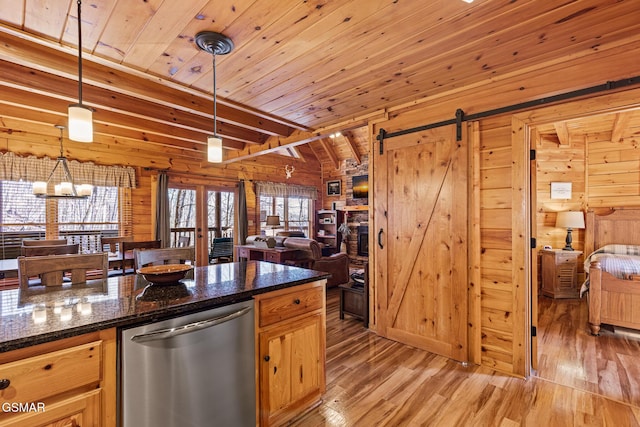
0 329 116 427
541 249 582 299
254 280 327 427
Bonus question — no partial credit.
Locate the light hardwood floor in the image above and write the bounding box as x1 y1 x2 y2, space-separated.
536 295 640 408
292 289 640 426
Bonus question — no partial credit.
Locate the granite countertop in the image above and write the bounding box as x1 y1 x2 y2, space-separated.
0 261 329 352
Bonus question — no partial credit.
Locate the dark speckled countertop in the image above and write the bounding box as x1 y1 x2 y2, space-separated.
0 261 329 352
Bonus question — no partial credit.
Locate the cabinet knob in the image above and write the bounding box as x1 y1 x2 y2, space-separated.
264 355 270 362
294 298 301 305
0 379 10 390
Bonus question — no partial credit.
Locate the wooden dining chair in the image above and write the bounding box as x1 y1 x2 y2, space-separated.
101 236 133 253
22 238 68 246
21 244 79 257
134 247 195 270
177 235 191 247
119 240 162 274
18 252 109 288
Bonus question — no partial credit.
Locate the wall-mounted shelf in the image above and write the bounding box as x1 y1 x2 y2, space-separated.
341 205 368 212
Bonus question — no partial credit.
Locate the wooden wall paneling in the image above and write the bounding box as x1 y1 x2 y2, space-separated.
130 171 154 240
469 121 481 365
478 115 516 375
511 116 529 377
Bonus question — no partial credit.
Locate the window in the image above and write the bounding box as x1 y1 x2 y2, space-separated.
208 190 234 237
168 188 196 247
0 180 121 258
259 196 310 236
168 187 235 249
57 186 120 252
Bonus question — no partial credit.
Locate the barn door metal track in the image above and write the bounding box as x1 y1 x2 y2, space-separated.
377 75 640 151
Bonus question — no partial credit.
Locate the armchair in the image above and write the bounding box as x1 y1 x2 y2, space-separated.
282 237 350 288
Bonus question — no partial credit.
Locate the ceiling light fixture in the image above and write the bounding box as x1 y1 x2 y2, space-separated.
68 0 93 143
33 125 93 199
195 31 234 163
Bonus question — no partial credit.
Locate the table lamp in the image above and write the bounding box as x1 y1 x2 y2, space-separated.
555 211 585 251
266 215 281 236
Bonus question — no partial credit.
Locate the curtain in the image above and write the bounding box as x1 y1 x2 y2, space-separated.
238 180 248 245
0 152 136 188
254 181 317 199
155 172 171 248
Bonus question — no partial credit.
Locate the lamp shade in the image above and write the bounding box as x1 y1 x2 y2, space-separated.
266 215 281 226
207 136 223 163
68 104 93 142
555 211 585 229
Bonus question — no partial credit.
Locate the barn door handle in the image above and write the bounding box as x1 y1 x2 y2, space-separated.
378 228 384 249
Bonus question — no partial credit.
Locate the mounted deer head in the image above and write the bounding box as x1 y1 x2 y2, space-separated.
285 165 295 179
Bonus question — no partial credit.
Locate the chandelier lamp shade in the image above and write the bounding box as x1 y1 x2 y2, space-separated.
68 0 93 143
195 31 234 163
32 125 93 199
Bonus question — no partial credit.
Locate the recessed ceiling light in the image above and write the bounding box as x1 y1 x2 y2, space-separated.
463 0 474 3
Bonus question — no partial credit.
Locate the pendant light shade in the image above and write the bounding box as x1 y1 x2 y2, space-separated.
195 31 234 163
68 0 93 143
207 136 223 163
68 104 93 143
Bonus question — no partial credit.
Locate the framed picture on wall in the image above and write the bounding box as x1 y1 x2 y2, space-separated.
327 180 341 196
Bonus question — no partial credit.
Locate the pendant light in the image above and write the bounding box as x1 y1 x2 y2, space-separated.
68 0 93 143
32 125 93 199
195 31 234 163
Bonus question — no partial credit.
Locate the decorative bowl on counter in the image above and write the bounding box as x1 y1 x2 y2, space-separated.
136 264 193 285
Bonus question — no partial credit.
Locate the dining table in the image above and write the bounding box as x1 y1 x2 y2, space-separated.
0 252 127 279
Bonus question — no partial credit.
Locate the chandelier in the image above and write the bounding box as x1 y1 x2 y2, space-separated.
195 31 234 163
32 125 93 199
68 0 93 143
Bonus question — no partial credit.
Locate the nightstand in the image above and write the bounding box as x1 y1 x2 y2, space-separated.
541 249 582 298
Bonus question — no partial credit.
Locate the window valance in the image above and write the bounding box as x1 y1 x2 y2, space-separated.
0 152 136 188
255 181 317 200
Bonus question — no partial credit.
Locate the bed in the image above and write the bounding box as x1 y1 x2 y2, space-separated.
584 208 640 335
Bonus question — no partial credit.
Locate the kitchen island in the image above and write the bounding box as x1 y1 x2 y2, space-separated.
0 261 329 426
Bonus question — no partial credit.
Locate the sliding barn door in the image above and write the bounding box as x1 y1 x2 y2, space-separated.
375 124 468 361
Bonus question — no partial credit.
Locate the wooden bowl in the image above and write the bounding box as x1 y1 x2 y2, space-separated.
136 264 193 285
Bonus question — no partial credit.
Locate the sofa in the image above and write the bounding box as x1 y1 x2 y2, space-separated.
243 235 350 287
282 237 350 288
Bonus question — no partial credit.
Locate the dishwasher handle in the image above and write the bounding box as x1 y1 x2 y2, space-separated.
130 305 252 343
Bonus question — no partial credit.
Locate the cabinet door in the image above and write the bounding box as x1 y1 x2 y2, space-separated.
258 314 324 427
1 389 101 427
555 254 578 295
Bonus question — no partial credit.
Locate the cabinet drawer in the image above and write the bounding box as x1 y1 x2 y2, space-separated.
264 252 280 263
237 247 250 259
0 341 102 405
257 285 323 328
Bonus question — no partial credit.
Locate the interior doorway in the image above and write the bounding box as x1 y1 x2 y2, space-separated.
527 104 640 407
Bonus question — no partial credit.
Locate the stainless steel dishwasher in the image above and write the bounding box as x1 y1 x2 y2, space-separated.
119 300 255 427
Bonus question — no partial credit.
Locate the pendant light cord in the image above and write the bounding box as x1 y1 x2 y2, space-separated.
77 0 83 106
58 127 64 157
213 51 217 136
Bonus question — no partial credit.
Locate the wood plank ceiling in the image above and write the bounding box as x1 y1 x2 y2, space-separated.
0 0 639 165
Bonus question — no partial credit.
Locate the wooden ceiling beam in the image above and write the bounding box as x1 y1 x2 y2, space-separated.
222 112 382 163
553 122 570 146
0 84 247 150
611 111 633 142
342 132 362 165
0 29 300 138
319 138 340 170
